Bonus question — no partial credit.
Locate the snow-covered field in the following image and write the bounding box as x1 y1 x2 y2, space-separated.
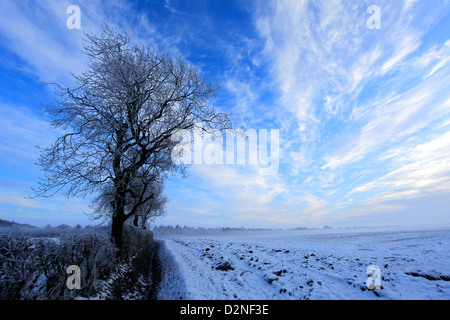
156 227 450 300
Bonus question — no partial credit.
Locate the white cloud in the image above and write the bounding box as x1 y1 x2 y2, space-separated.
349 131 450 198
0 0 164 84
379 34 421 75
0 103 60 163
191 165 285 205
322 47 450 170
249 0 450 225
402 0 420 12
0 0 90 83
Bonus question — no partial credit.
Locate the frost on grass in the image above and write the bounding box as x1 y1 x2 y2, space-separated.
0 232 116 299
0 224 156 300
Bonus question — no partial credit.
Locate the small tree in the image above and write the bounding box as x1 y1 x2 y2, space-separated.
131 180 168 230
33 26 231 250
91 169 168 230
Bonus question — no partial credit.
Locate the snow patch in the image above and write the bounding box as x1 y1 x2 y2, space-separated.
156 228 450 300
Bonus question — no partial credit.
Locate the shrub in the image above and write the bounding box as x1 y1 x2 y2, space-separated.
0 233 117 300
106 225 156 299
0 225 156 300
121 225 154 262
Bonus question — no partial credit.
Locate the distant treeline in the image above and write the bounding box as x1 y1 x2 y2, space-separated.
151 224 335 237
151 225 286 237
0 219 109 236
0 219 37 230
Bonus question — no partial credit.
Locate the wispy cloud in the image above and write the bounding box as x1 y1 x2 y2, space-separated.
250 0 450 225
350 130 450 197
0 0 166 84
0 103 59 164
0 0 88 83
323 58 450 170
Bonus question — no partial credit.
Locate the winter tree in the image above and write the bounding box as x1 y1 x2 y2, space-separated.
91 167 168 230
32 26 231 250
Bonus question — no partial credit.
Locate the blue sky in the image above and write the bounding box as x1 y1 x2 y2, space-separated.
0 0 450 228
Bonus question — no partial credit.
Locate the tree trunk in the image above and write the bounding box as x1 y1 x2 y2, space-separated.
141 216 147 229
111 192 126 252
111 214 125 252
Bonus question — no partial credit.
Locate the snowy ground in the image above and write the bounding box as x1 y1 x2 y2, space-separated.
156 227 450 300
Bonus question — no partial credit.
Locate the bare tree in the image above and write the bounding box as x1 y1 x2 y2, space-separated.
33 26 231 250
133 183 168 230
91 169 168 230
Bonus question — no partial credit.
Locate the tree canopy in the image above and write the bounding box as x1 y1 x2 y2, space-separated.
33 26 232 250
